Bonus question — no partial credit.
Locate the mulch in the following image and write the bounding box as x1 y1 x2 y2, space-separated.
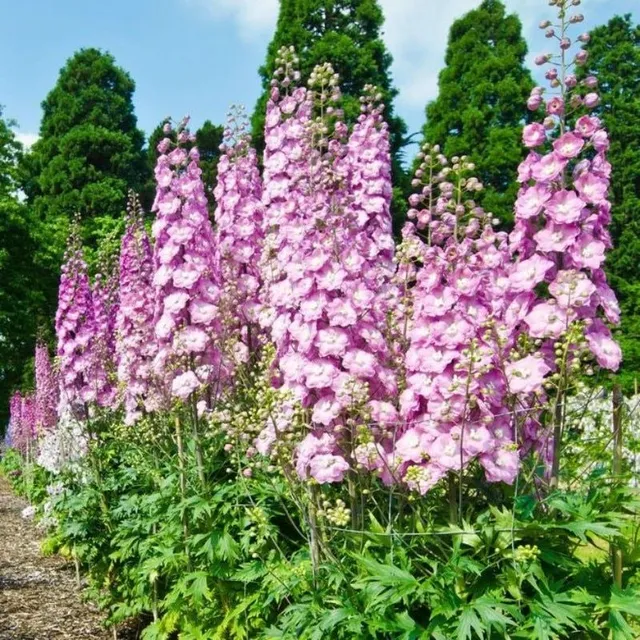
0 475 129 640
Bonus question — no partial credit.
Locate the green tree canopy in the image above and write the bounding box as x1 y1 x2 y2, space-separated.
420 0 534 225
21 48 147 273
579 15 640 388
0 109 47 428
252 0 408 228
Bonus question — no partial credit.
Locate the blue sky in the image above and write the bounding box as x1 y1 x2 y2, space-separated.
0 0 637 150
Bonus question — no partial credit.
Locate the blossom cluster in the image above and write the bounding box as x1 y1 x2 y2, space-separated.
115 192 156 423
8 5 623 498
55 226 111 414
388 150 524 493
214 107 265 358
151 117 225 402
516 1 621 379
255 57 399 484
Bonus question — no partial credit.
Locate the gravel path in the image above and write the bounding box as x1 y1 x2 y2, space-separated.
0 475 113 640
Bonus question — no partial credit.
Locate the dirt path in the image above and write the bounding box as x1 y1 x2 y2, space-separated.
0 475 112 640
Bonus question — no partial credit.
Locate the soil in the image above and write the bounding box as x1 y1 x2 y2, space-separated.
0 475 124 640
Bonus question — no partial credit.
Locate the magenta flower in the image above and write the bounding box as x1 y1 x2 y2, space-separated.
553 132 584 158
34 343 58 433
545 189 586 224
151 121 224 402
522 123 547 148
506 355 550 394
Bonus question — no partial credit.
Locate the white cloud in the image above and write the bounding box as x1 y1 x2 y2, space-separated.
15 132 39 150
187 0 278 40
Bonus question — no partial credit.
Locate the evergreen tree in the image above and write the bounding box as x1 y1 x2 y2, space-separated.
21 48 147 272
0 109 47 428
252 0 408 228
579 15 640 388
420 0 534 225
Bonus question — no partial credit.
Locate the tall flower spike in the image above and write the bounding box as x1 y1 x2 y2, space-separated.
116 191 156 423
35 342 58 434
256 65 400 486
91 272 118 408
8 391 24 454
55 220 100 416
152 117 224 402
214 107 265 360
391 148 524 494
514 0 621 375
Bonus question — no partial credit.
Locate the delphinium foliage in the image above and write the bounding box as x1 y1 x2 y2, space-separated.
2 3 640 639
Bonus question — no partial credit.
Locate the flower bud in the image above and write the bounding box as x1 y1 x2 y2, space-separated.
565 74 577 88
584 92 600 109
577 33 590 43
584 75 598 88
545 28 555 38
527 94 543 111
560 37 571 50
539 20 551 29
575 50 588 65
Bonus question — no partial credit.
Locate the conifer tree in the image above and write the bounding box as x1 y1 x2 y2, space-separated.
21 48 147 273
579 14 640 387
0 109 46 427
420 0 534 225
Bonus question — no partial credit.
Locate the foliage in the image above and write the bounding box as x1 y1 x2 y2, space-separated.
0 108 47 429
421 0 534 225
20 48 147 278
577 14 640 390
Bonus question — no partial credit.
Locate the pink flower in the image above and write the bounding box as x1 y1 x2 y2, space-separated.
534 221 579 252
316 328 350 357
531 152 567 182
426 432 466 470
308 454 350 484
177 326 209 353
549 270 596 308
545 189 585 224
509 255 554 292
369 401 399 426
171 371 201 399
304 360 340 388
312 396 342 426
585 322 621 371
524 302 568 338
574 172 608 205
569 235 606 269
480 447 519 484
553 132 584 158
506 355 550 394
546 97 564 116
575 115 599 138
343 349 378 378
522 123 547 148
515 185 551 219
592 130 609 152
